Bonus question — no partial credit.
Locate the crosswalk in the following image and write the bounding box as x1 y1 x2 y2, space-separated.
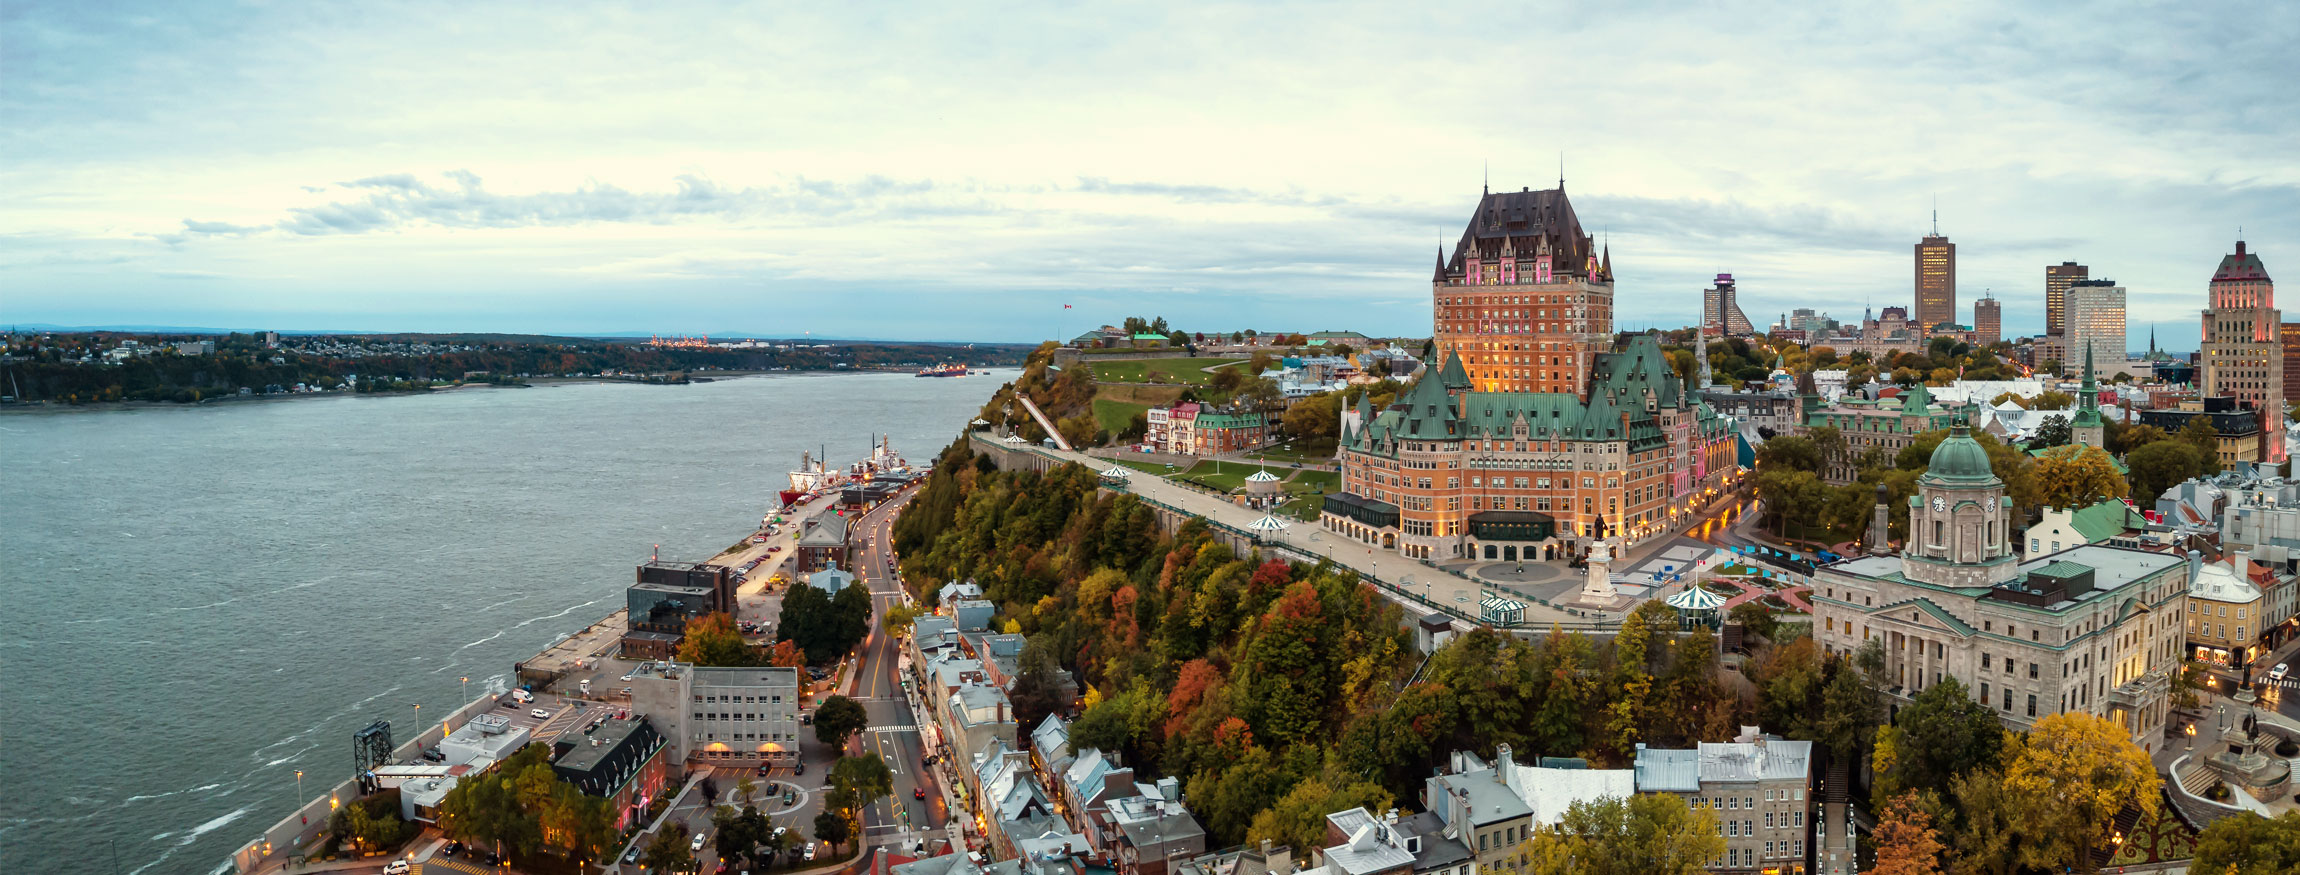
417 859 493 875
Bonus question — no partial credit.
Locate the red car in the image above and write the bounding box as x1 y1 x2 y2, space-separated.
914 788 926 800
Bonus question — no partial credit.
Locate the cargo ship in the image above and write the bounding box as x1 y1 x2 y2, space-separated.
915 363 968 377
777 436 914 507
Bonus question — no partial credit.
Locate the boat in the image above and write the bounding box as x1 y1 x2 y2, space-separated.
915 363 967 377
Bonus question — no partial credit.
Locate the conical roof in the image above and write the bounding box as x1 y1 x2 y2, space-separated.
1245 470 1281 482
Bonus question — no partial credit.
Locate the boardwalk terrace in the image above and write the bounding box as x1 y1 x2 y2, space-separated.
1324 335 1735 560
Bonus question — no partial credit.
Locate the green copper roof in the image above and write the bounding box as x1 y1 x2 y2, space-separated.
2072 345 2104 428
1921 418 1998 485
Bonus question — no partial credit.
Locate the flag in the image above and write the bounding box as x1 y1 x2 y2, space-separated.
1063 304 1073 309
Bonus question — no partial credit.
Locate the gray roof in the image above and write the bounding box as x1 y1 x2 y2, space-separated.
894 854 980 875
1697 738 1813 784
1394 811 1472 872
798 515 849 546
1633 748 1701 793
1320 808 1416 875
1428 770 1532 826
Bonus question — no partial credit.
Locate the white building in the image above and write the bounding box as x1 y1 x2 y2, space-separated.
626 661 802 766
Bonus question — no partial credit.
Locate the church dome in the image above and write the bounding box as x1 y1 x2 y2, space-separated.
1921 418 1997 485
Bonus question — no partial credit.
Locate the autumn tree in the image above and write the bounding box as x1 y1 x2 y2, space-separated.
2193 810 2300 874
2031 444 2126 509
2179 414 2223 474
765 639 807 668
677 612 758 667
1244 765 1394 854
2001 713 2161 871
1522 794 1725 875
1872 792 1946 875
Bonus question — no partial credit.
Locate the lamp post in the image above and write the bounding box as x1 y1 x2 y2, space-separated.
295 769 304 802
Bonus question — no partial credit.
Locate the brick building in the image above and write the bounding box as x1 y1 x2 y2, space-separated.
2201 240 2282 463
1430 184 1613 395
1146 402 1268 455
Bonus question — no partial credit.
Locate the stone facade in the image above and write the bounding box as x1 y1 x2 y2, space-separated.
1809 422 2189 753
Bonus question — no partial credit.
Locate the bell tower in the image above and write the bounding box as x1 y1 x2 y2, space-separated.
1903 417 2020 587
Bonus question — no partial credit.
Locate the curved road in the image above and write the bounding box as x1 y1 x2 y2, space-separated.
842 486 950 856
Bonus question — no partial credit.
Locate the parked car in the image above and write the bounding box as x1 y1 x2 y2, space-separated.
804 842 817 861
530 709 551 719
625 846 642 863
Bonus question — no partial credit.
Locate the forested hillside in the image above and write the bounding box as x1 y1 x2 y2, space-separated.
889 439 1884 851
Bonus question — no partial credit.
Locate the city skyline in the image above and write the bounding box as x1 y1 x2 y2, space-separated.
4 2 2295 348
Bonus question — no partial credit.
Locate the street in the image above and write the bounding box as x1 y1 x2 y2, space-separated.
843 486 950 854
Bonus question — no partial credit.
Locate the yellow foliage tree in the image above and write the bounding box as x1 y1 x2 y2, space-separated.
2032 444 2127 510
2001 712 2161 871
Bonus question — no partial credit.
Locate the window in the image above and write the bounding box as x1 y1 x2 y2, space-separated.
2003 689 2013 710
2027 694 2038 717
1794 811 1804 827
1982 653 1992 669
2029 663 2039 680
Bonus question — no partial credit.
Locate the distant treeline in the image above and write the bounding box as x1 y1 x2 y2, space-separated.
1 333 1034 404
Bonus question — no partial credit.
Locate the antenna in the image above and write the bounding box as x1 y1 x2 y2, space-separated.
1558 152 1565 190
1931 195 1938 236
1483 160 1488 195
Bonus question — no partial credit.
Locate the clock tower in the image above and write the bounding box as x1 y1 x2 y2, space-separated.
1903 416 2020 587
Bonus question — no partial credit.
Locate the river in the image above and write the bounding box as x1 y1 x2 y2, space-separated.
0 372 1000 875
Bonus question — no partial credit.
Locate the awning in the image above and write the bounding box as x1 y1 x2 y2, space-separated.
1665 586 1729 611
1246 515 1290 532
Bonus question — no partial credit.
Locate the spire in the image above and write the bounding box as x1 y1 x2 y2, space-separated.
1433 246 1448 283
1557 152 1565 191
1600 241 1611 281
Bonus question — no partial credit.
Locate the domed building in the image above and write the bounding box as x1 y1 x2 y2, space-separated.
1810 415 2191 753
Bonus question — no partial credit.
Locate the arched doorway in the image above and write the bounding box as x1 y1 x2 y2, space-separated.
1382 533 1395 549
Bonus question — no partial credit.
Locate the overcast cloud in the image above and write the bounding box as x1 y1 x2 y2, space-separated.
3 1 2294 346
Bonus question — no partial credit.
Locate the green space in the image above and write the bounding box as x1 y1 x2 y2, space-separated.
1287 470 1340 492
1177 459 1254 492
1092 398 1150 436
1085 357 1247 386
1272 495 1324 522
1100 456 1179 476
1244 444 1335 464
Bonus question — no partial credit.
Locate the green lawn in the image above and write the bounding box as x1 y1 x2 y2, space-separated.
1244 444 1335 464
1273 496 1325 522
1177 459 1255 492
1091 398 1150 436
1286 470 1340 492
1100 456 1178 476
1086 357 1248 386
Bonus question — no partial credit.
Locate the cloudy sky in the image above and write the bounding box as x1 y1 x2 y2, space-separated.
4 2 2294 347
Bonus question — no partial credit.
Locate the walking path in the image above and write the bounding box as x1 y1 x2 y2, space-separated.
1014 438 1743 629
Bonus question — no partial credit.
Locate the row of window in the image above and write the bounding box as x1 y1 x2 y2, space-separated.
697 693 786 704
1718 841 1802 868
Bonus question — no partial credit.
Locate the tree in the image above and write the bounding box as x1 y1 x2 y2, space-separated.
2000 712 2161 872
1728 602 1778 640
2031 444 2126 510
2127 439 2203 505
829 754 895 817
643 822 696 874
1758 435 1824 473
812 809 855 856
1281 390 1342 452
1873 792 1946 875
766 639 808 668
880 603 918 637
777 580 871 666
1871 676 2000 803
677 612 757 667
1814 659 1881 762
2032 390 2074 410
2178 415 2223 474
2028 413 2071 449
814 695 869 750
1522 794 1725 875
1244 768 1394 855
2110 421 2167 454
2193 810 2300 874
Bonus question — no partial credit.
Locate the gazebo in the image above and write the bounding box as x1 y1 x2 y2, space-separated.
1664 584 1730 628
1001 435 1027 444
1099 466 1132 480
1244 469 1282 497
1246 515 1290 533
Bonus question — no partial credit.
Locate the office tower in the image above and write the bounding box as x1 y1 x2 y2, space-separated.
1431 184 1613 395
2046 262 2087 336
2202 240 2281 461
1702 273 1753 337
2065 280 2126 378
1974 296 2002 346
2282 323 2300 414
1915 214 1956 329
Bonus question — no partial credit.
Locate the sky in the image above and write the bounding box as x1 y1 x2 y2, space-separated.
4 2 2295 349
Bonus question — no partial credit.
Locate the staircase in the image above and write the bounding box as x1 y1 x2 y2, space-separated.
2164 758 2245 833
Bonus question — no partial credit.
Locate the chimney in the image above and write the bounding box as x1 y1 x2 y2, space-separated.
998 698 1008 725
2187 549 2203 585
1495 744 1513 783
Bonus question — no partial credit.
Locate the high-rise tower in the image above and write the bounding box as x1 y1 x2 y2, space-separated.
2046 262 2088 336
1431 184 1613 395
2065 279 2126 378
1702 273 1753 337
1974 295 2002 346
1915 212 1957 329
2201 239 2281 462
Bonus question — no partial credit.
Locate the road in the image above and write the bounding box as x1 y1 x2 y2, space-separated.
842 485 949 855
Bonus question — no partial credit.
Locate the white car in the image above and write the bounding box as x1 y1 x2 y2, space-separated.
620 672 635 681
2273 663 2290 682
804 842 817 860
693 831 709 852
383 861 411 875
530 709 551 719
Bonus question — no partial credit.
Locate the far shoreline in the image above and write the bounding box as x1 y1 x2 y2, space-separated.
0 366 998 414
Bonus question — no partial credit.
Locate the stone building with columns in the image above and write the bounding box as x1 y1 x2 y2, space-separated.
1808 418 2190 753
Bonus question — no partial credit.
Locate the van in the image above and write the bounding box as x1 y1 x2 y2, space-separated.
578 679 591 695
511 689 534 704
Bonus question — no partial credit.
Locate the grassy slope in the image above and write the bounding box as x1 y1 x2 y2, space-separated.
1092 398 1150 436
1085 357 1247 386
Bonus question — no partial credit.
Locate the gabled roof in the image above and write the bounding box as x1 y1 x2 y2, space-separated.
1869 597 1978 637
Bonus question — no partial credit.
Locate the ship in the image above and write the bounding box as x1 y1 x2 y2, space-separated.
915 363 968 377
778 437 914 508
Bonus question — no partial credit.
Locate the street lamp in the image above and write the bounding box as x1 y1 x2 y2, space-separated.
460 676 470 702
295 769 304 802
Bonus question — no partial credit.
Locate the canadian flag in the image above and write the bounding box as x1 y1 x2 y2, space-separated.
1063 304 1073 309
